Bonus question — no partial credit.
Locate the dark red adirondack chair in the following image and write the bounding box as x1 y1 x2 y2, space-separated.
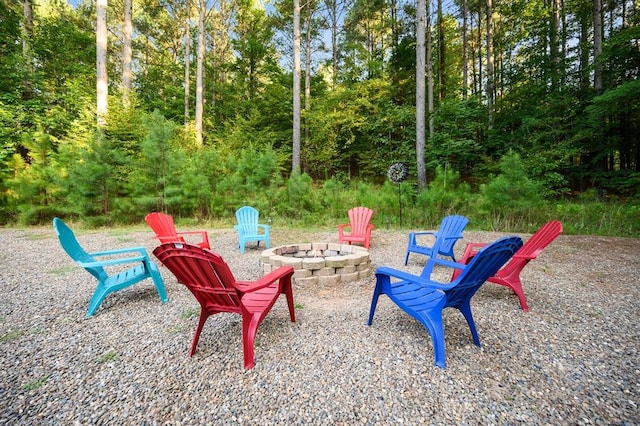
452 220 563 311
145 212 210 249
338 206 375 249
153 243 296 369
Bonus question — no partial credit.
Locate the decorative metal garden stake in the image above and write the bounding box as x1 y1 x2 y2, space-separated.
387 163 408 227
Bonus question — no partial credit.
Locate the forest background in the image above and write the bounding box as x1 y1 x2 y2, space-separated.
1 0 638 236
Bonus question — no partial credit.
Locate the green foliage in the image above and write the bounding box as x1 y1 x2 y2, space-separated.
414 166 473 221
478 151 545 228
280 173 318 221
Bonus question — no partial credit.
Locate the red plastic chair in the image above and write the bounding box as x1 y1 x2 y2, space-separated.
338 206 375 249
145 212 210 249
452 220 563 311
153 243 296 369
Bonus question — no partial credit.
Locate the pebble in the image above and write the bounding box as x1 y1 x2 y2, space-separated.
0 227 638 424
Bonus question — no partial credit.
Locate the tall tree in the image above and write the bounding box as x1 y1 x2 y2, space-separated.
122 0 133 103
21 0 34 100
461 0 468 99
485 0 494 129
416 0 426 187
593 0 603 96
293 0 301 175
195 0 206 145
97 0 108 126
184 3 191 125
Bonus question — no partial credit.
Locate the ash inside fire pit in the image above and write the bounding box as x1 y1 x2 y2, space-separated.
260 243 371 285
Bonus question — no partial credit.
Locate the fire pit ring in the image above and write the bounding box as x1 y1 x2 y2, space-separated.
261 243 371 285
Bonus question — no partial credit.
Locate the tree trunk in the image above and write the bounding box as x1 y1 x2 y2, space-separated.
416 0 426 187
292 0 301 175
485 0 494 129
122 0 133 104
427 0 434 139
21 0 33 100
184 8 191 126
593 0 603 96
195 0 206 145
550 0 560 91
304 1 313 150
462 0 468 100
96 0 108 127
437 0 445 100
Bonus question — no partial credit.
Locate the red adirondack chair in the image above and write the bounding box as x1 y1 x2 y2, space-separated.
153 243 296 369
145 212 210 249
338 206 375 249
452 220 563 311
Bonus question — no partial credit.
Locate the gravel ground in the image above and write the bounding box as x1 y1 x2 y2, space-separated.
0 224 638 425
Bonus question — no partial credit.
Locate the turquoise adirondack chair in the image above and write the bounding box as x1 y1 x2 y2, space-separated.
53 218 167 317
234 206 270 254
404 215 469 265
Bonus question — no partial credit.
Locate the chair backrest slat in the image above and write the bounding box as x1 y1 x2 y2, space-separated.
153 244 241 311
442 236 523 306
235 206 260 234
349 207 373 235
53 218 107 282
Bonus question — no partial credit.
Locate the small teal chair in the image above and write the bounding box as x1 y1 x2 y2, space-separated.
234 206 270 254
405 215 469 265
53 217 167 317
369 236 523 368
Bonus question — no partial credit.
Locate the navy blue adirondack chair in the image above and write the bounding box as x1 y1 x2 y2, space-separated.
369 236 523 368
404 215 469 265
53 218 167 317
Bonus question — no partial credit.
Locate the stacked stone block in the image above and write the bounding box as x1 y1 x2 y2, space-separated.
260 243 371 285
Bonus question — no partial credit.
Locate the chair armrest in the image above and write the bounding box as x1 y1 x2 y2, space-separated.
236 266 294 293
513 252 536 261
176 230 208 237
408 231 436 237
257 224 270 232
458 242 487 262
78 255 147 268
376 266 455 290
177 230 210 245
337 223 350 231
90 246 148 257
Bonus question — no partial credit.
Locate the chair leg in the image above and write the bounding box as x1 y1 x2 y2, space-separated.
458 302 481 346
147 261 168 303
242 314 261 369
367 278 385 325
87 284 110 317
190 309 210 356
418 310 447 368
283 278 296 322
509 277 529 312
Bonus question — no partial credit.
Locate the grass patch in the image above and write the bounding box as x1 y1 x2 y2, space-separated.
1 329 28 342
180 307 200 320
48 266 76 275
22 376 47 391
98 350 117 363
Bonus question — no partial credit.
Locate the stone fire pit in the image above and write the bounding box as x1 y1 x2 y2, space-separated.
261 243 371 285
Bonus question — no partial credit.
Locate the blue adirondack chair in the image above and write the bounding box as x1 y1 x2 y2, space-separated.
53 218 168 317
404 215 469 265
234 206 270 254
369 235 523 368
